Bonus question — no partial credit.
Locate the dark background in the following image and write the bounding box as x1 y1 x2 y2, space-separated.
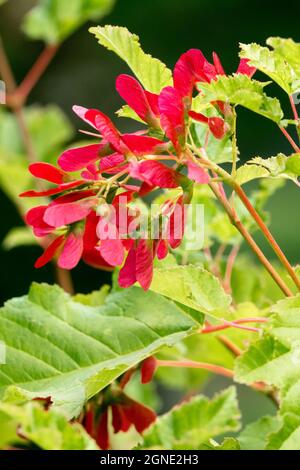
0 0 300 304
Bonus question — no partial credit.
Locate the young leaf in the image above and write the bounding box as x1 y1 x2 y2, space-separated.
235 154 300 186
0 283 197 418
266 413 300 450
90 25 172 93
238 415 280 450
235 163 269 186
239 43 296 94
235 294 300 414
140 387 240 450
73 285 110 306
192 122 234 164
2 227 36 251
149 265 232 318
25 105 74 163
23 0 116 44
201 74 283 123
0 401 98 450
267 37 300 81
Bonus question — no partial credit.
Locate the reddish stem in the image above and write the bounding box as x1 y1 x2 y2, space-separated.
234 184 300 292
15 45 59 105
210 182 293 297
55 267 75 295
156 359 234 379
279 126 300 152
201 317 267 334
217 335 242 356
289 94 299 122
223 244 240 294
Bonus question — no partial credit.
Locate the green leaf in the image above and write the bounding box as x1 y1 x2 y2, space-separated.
0 161 37 212
266 413 300 450
116 105 143 123
140 387 240 450
235 163 269 185
234 296 300 451
156 301 263 392
0 0 7 5
201 74 283 122
239 43 297 94
238 415 280 450
235 294 300 400
25 105 73 163
149 265 231 318
2 227 36 251
73 285 110 306
0 105 73 211
0 401 98 450
201 437 240 450
0 283 197 418
23 0 116 44
192 121 234 164
267 37 300 82
235 154 300 185
90 25 172 93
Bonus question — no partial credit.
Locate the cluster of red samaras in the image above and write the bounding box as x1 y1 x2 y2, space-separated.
83 357 157 450
21 49 255 290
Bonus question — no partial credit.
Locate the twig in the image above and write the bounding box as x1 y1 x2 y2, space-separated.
209 182 293 297
223 244 240 294
15 45 59 104
217 335 242 356
234 184 300 292
0 37 74 294
189 144 300 292
156 359 234 379
289 94 299 122
279 125 300 152
55 267 75 295
201 317 268 334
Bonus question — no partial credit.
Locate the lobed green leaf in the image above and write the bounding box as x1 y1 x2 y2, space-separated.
90 25 172 93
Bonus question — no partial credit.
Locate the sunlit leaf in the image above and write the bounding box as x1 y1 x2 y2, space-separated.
90 25 172 93
201 74 283 122
240 43 298 94
140 387 240 449
0 283 197 418
23 0 116 44
0 400 98 450
149 265 231 319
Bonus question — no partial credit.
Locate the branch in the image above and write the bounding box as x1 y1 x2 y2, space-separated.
234 184 300 292
209 182 293 297
201 317 268 334
0 37 74 295
15 45 59 105
156 359 234 379
279 125 300 152
217 335 242 356
289 94 299 122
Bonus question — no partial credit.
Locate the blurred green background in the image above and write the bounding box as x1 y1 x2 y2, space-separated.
0 0 299 305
